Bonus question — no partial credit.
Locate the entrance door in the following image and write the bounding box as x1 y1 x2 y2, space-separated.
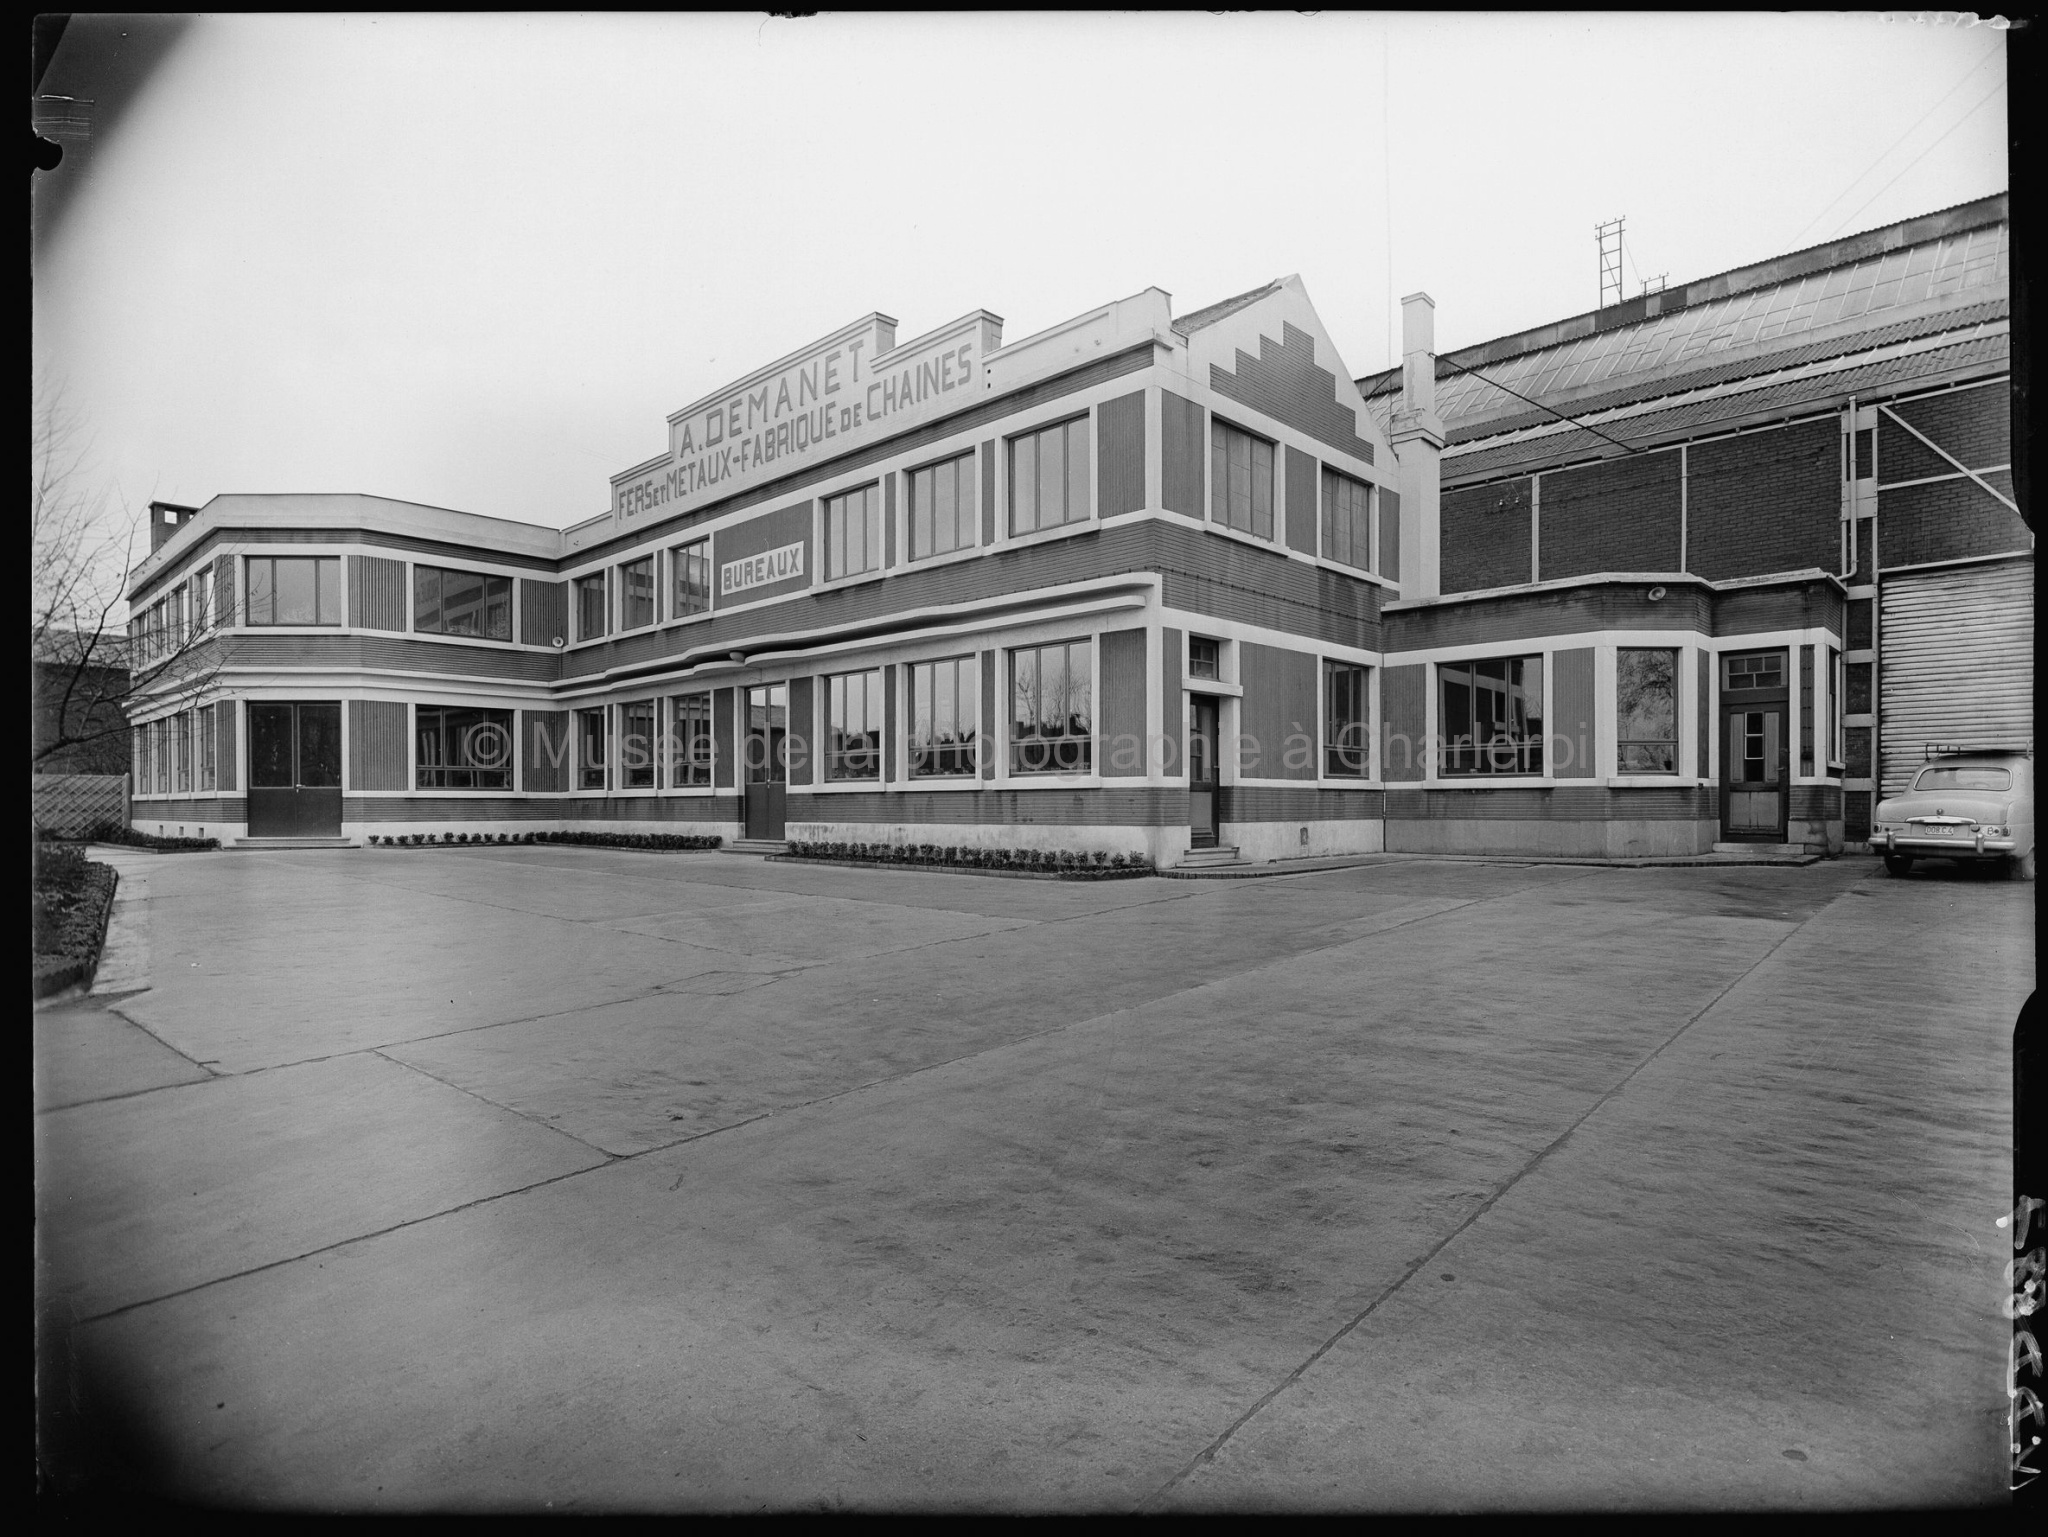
1189 696 1221 849
1720 649 1789 842
247 702 343 837
743 684 787 840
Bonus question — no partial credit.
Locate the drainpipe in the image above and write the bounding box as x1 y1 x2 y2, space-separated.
1390 292 1444 602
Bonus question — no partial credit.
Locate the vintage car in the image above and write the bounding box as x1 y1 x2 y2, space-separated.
1871 750 2034 879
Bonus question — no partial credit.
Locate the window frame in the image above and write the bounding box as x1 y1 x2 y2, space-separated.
244 555 344 628
908 654 979 779
1437 654 1546 778
619 556 657 632
824 668 884 782
413 563 514 642
668 691 715 788
1007 414 1092 538
576 706 607 790
1210 417 1276 541
197 703 217 791
1008 638 1094 776
822 482 884 584
907 451 979 563
1320 467 1373 573
1187 636 1222 683
670 537 712 622
414 704 516 791
1615 647 1681 776
1323 660 1371 779
573 571 609 643
618 699 658 788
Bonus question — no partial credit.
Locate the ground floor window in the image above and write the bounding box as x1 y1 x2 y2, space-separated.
197 704 217 791
1440 656 1543 775
417 706 514 789
1616 648 1678 773
1325 661 1370 776
669 692 713 787
1010 639 1092 774
154 719 170 793
827 669 882 781
171 712 191 793
620 701 657 787
910 656 977 777
577 707 607 790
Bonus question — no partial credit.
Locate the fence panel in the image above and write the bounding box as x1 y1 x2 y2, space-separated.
34 773 130 836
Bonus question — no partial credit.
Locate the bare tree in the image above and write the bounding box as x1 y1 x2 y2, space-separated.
33 384 219 775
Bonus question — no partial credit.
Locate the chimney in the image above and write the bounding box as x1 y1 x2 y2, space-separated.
148 500 198 553
1390 293 1444 601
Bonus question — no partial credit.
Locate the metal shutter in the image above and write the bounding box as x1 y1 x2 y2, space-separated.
1878 556 2033 795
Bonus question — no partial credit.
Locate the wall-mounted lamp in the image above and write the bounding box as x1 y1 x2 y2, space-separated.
1646 586 1667 602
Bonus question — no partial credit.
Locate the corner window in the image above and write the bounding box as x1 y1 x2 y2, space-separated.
669 692 713 787
577 707 607 790
1321 469 1372 572
1010 639 1092 774
415 565 512 640
1188 636 1221 682
246 556 342 626
909 453 977 561
620 700 657 787
826 669 882 781
824 485 883 582
620 557 656 631
416 706 514 790
1009 417 1090 536
1210 420 1274 539
671 538 711 619
910 656 978 777
1325 662 1370 777
1440 656 1544 776
1616 649 1678 774
574 573 608 642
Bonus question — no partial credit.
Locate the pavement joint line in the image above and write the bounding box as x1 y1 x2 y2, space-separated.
368 1047 623 1162
1142 875 1844 1508
60 884 1538 1324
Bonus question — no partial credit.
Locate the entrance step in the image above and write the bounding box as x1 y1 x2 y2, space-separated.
726 839 790 856
1712 842 1807 855
1175 845 1245 870
231 837 356 850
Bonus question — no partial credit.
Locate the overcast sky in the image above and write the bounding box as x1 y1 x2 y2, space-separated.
34 11 2009 563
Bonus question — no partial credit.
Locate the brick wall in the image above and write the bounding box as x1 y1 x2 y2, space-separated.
1441 478 1531 593
1876 473 2029 568
1879 384 2009 482
1538 449 1682 578
1208 322 1375 464
1685 418 1838 580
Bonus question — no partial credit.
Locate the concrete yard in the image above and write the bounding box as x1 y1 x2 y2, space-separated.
34 844 2029 1511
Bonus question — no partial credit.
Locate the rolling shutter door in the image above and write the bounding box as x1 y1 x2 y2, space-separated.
1878 557 2033 795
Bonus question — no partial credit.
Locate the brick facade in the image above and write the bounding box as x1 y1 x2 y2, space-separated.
1684 418 1838 581
1538 449 1682 579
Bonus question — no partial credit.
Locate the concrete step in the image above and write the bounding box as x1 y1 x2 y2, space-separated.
1712 842 1807 855
726 839 790 856
1174 846 1245 870
231 837 356 850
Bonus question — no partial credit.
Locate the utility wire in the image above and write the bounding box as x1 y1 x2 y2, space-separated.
1827 77 2005 242
1434 354 1640 456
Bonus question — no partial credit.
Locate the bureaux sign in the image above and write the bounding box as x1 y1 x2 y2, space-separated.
611 311 999 525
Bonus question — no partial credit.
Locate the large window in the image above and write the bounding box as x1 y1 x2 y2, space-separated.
577 707 607 790
826 669 883 781
1829 645 1844 765
1325 662 1370 777
1210 420 1275 539
135 723 151 792
574 573 608 641
824 485 883 582
669 692 713 787
1617 649 1678 773
153 719 170 793
620 558 655 630
246 556 342 626
910 656 978 778
909 453 977 560
415 565 512 640
1321 469 1372 571
171 712 191 793
620 701 657 787
672 538 711 619
1009 417 1090 536
416 706 514 789
197 704 217 790
190 573 213 635
1010 640 1092 774
1440 656 1544 775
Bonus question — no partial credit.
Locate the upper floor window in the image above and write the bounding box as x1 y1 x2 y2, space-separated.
910 656 978 777
1010 639 1092 774
1325 661 1370 777
1188 636 1221 682
909 453 977 561
824 484 882 582
416 706 514 790
246 556 342 626
1617 649 1678 774
826 669 883 781
669 692 713 787
574 573 608 642
1009 417 1090 536
620 557 656 631
189 573 213 634
414 565 512 640
1440 656 1544 776
1321 469 1372 571
672 538 711 619
1211 420 1274 540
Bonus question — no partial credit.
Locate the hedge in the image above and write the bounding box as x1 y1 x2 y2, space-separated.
81 822 220 852
34 843 120 998
780 840 1154 880
367 830 722 851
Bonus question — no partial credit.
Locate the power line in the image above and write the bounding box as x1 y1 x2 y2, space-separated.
1790 48 2001 250
1827 76 2006 241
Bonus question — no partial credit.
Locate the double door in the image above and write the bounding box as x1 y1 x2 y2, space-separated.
247 702 343 837
743 684 787 840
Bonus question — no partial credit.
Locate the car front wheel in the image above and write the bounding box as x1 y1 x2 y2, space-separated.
1883 853 1916 876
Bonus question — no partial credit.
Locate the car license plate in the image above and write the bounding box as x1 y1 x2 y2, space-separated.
1921 825 1956 837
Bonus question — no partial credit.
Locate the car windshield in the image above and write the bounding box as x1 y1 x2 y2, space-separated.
1912 767 2013 792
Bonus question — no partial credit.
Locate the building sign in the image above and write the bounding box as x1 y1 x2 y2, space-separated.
721 541 805 598
611 310 1003 525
